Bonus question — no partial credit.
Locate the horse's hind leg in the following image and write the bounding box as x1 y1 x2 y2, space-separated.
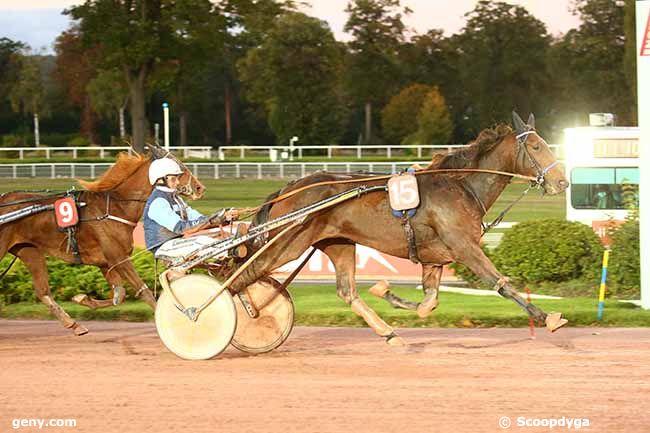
368 264 442 318
318 241 405 346
72 266 126 309
454 243 567 332
15 246 88 336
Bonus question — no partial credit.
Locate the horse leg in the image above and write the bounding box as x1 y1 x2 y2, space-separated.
368 264 443 318
112 260 157 309
319 241 405 346
455 244 567 332
72 266 126 309
15 246 88 336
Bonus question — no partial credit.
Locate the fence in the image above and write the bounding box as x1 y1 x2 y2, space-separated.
0 161 433 180
217 144 563 160
0 146 212 160
0 144 563 161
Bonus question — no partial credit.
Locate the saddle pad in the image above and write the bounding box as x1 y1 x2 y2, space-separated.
388 173 420 212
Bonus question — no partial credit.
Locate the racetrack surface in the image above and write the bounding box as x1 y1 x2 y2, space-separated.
0 321 648 433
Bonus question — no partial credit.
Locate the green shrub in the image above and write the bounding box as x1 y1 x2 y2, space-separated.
0 249 158 305
490 219 604 286
608 217 640 299
67 136 91 147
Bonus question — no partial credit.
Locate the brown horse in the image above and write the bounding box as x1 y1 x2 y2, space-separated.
0 145 205 335
233 113 569 345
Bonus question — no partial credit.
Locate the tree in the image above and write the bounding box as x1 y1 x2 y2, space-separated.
53 26 101 142
381 83 431 144
238 12 348 145
550 0 633 126
405 87 453 145
450 1 552 141
66 0 166 152
9 48 49 146
0 38 25 135
344 0 410 143
87 69 130 140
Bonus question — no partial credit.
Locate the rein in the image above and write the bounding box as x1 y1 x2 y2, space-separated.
241 167 538 220
79 193 140 227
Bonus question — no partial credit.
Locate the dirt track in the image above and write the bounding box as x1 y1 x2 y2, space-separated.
0 320 649 433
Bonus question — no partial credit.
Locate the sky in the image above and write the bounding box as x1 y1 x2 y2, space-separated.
0 0 582 52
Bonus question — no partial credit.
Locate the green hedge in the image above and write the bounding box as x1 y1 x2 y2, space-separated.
0 249 157 305
451 219 606 296
608 217 640 298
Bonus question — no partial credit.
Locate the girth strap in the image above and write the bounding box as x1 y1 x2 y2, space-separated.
400 212 420 264
65 226 83 265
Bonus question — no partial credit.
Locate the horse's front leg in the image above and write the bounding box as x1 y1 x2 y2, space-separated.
113 259 157 309
318 241 405 346
454 243 567 332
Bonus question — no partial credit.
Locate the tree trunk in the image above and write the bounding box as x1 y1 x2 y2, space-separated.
225 82 232 145
365 102 372 144
33 113 40 146
179 112 188 147
128 67 148 154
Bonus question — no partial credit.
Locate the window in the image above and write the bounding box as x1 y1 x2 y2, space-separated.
570 167 639 210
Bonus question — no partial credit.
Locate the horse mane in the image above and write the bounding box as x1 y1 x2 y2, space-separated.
78 153 150 192
426 124 512 174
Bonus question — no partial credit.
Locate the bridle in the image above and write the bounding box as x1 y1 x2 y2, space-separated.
158 152 200 198
515 129 560 187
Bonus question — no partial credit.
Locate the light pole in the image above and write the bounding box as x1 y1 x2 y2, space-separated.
163 102 170 150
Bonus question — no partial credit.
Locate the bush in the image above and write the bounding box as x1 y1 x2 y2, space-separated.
608 217 640 299
67 136 91 147
0 249 157 305
490 219 604 286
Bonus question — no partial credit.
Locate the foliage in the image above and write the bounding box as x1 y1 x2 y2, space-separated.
608 216 640 298
0 249 157 305
490 219 604 286
8 48 50 120
53 26 101 141
344 0 410 143
449 1 552 141
405 87 453 145
549 0 633 126
381 83 431 144
239 12 348 145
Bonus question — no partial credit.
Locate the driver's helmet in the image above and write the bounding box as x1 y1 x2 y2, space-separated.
148 158 183 185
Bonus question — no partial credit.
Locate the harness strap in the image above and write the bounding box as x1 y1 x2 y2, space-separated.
400 213 420 264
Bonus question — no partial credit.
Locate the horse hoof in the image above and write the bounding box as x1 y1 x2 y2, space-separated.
416 299 439 318
369 280 390 298
545 312 568 332
386 335 406 346
72 294 89 305
73 324 89 336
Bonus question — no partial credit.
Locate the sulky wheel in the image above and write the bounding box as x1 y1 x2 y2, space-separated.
155 274 237 360
231 276 295 354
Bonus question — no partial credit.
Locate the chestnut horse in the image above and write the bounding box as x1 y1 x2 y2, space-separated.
0 145 204 335
234 113 569 345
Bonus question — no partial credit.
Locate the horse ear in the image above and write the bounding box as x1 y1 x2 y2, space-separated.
527 113 535 129
512 111 526 134
148 141 167 159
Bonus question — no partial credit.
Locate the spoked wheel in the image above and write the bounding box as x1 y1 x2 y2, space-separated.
155 274 237 360
231 276 295 354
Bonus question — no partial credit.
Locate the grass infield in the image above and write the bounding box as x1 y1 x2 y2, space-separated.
1 284 648 328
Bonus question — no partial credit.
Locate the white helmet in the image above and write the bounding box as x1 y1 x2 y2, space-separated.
149 158 183 185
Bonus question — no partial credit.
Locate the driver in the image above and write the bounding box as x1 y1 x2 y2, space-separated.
143 157 239 253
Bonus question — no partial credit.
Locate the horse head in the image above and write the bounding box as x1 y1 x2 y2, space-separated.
512 111 568 195
146 143 206 200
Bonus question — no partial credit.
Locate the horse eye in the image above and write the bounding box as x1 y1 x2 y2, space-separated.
532 143 541 151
